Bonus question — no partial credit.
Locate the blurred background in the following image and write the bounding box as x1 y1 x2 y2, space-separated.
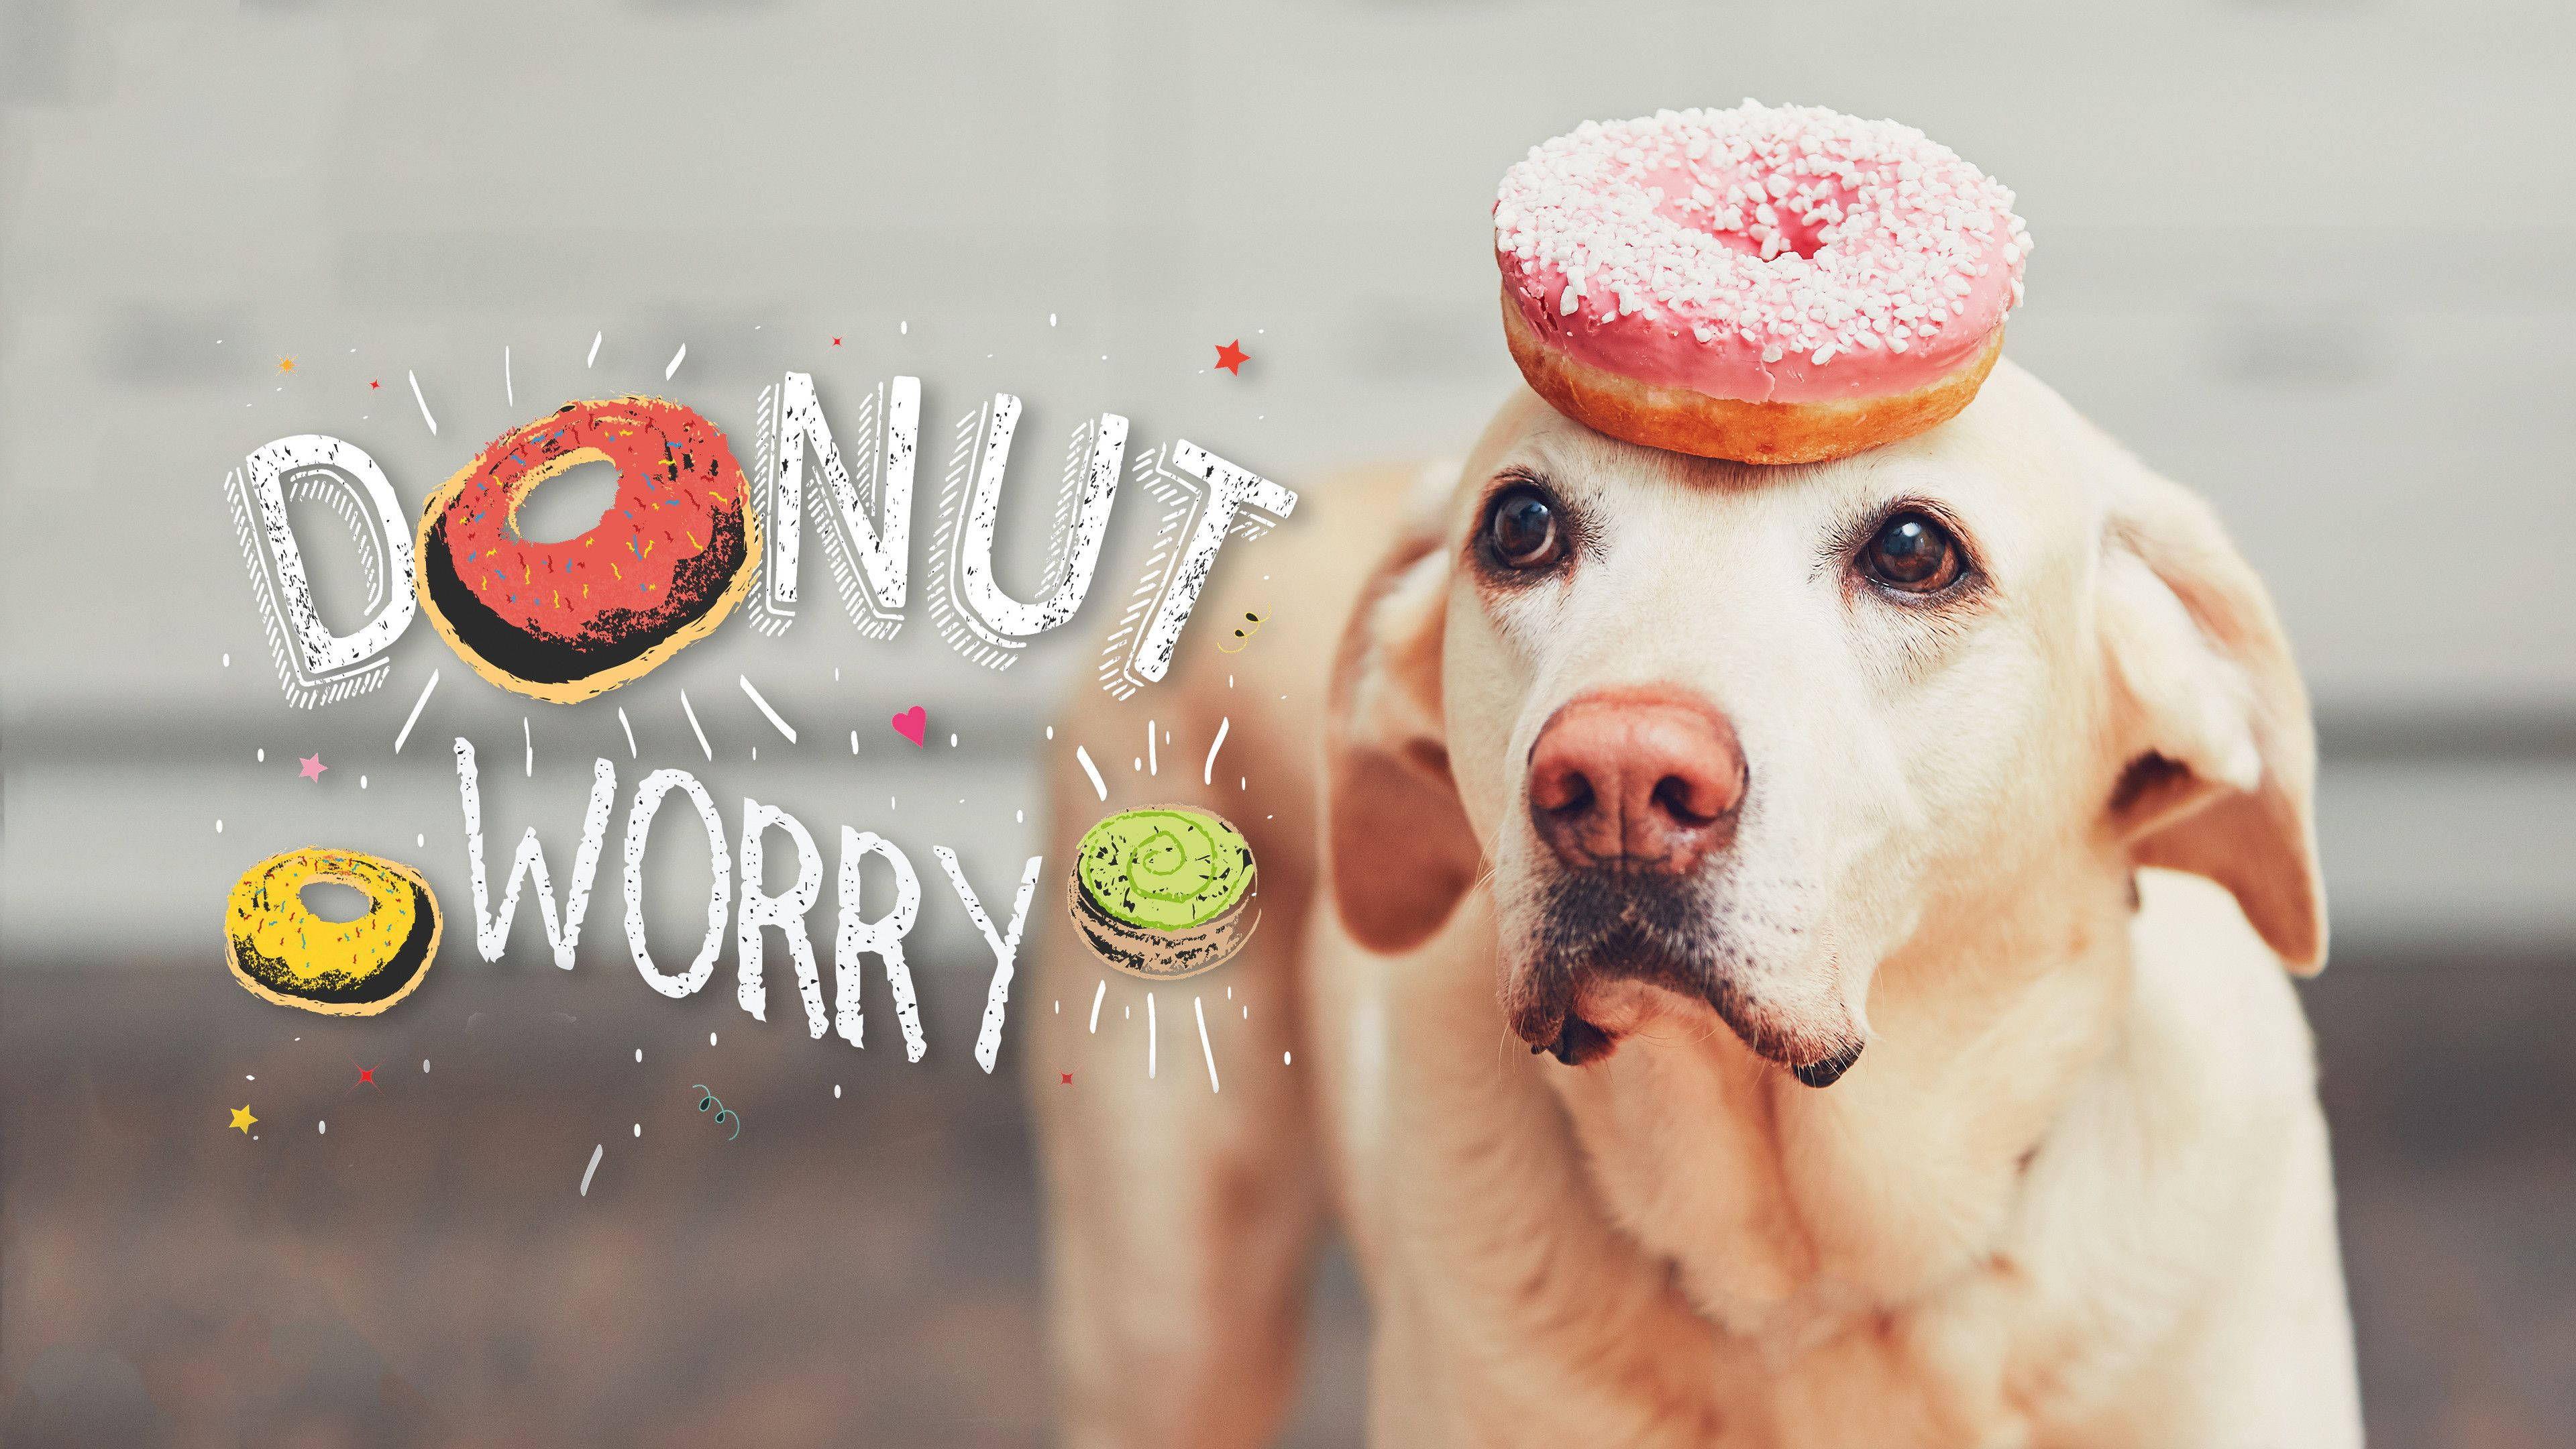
3 1 2569 1444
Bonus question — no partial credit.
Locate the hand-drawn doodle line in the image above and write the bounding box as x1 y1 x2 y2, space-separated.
692 1083 742 1140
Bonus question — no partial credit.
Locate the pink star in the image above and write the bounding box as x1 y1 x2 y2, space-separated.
298 753 327 782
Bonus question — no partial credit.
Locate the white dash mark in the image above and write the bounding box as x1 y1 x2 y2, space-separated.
849 730 859 755
1146 719 1157 775
739 674 796 742
1202 716 1230 786
587 331 602 368
1284 1051 1292 1065
407 370 437 434
681 690 712 761
318 1120 327 1135
580 1144 603 1196
1148 991 1158 1079
504 344 514 405
665 343 686 380
616 706 637 758
1089 979 1106 1033
423 1059 430 1072
1075 745 1108 801
394 669 440 753
1195 996 1221 1093
523 716 533 776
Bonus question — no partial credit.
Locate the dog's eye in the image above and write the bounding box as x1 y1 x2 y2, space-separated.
1860 512 1964 593
1484 486 1564 572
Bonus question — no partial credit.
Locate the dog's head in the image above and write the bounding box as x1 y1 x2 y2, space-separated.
1326 362 2323 1086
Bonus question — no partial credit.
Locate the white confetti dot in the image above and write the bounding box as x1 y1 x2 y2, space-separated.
635 1049 642 1063
318 1120 327 1135
222 653 231 666
710 1032 718 1046
1045 726 1054 739
633 1123 641 1137
417 834 425 847
246 1075 254 1081
257 748 264 762
215 819 223 833
834 1084 842 1099
1284 1052 1293 1065
360 775 368 789
423 1059 430 1072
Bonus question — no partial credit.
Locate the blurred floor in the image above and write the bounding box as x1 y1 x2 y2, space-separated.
1 944 2568 1446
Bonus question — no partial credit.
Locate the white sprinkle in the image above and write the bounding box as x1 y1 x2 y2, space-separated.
580 1144 603 1195
664 343 687 380
523 716 533 776
587 331 602 368
680 690 713 761
1202 716 1231 786
1148 992 1158 1079
394 669 440 753
1195 996 1221 1093
407 370 438 434
1146 719 1157 775
739 674 797 742
1089 979 1106 1033
504 344 514 405
1075 745 1108 801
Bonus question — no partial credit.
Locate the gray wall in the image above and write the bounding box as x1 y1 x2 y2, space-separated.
5 0 2571 960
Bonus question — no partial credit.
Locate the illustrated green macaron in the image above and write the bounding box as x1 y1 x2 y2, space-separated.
1067 805 1258 979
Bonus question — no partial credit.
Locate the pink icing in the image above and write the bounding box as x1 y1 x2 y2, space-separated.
1495 103 2031 405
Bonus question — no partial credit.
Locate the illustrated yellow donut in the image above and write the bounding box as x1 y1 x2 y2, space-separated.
223 848 441 1015
1067 804 1257 979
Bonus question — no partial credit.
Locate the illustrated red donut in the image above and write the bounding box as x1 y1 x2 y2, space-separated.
1495 102 2031 465
416 396 761 702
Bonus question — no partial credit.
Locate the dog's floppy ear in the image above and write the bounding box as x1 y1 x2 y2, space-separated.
1326 515 1481 953
2096 455 2326 972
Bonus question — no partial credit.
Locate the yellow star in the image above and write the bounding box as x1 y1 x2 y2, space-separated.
229 1104 257 1133
278 357 295 372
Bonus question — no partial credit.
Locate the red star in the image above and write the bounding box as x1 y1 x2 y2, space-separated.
350 1062 380 1092
368 379 380 389
1059 1071 1074 1085
830 336 843 347
1214 339 1249 375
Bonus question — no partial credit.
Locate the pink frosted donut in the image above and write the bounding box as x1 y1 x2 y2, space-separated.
1495 102 2032 464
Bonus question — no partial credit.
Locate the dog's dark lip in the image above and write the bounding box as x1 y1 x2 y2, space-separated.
1526 1011 1619 1067
1789 1039 1865 1088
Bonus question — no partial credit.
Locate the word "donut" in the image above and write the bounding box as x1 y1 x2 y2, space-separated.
224 848 441 1015
1495 102 2031 465
1068 806 1257 979
417 396 760 703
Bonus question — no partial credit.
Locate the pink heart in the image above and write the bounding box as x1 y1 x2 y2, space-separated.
891 706 927 747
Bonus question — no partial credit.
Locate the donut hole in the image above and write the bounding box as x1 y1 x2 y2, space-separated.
300 879 373 923
508 453 624 544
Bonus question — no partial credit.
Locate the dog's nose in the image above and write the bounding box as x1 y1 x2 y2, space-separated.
1527 688 1745 873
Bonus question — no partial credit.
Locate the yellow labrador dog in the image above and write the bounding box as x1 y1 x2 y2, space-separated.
1025 361 2361 1447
